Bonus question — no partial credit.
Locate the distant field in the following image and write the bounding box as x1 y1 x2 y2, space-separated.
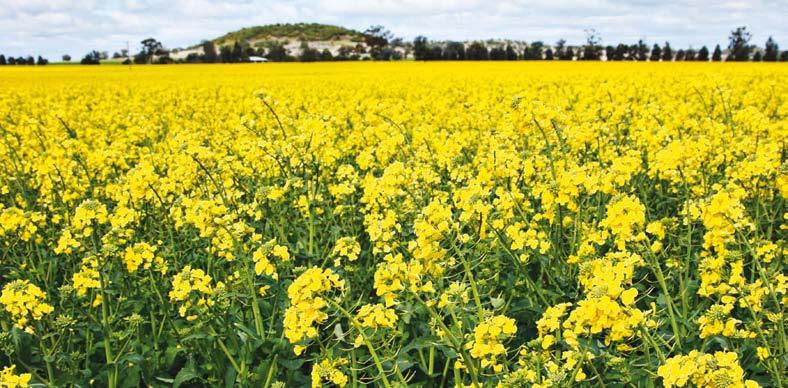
0 63 785 387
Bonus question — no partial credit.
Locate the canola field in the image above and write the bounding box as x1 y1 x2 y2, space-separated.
0 63 786 387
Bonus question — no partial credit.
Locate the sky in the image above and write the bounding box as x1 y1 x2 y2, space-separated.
1 0 786 60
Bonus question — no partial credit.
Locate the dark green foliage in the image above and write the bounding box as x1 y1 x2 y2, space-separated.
727 26 752 61
80 50 101 65
466 42 489 60
214 23 365 46
650 44 662 61
697 46 709 61
712 44 722 61
763 37 779 62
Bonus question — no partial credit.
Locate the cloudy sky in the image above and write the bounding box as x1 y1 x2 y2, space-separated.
1 0 786 59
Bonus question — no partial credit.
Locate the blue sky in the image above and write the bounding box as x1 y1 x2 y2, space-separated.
1 0 786 60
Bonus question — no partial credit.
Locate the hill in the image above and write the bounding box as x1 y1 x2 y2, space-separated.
211 23 366 46
172 23 371 60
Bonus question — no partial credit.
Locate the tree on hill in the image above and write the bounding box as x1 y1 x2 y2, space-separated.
636 40 649 61
413 36 429 60
466 41 489 60
752 51 762 61
232 41 247 62
139 38 163 64
219 45 232 63
605 45 615 60
489 46 506 60
611 43 627 61
764 36 779 61
0 55 5 65
80 51 101 65
427 45 443 60
335 45 353 60
202 40 218 63
561 47 574 60
544 48 554 60
581 29 602 60
505 44 518 60
555 39 567 59
727 26 752 61
661 42 673 61
712 44 722 61
697 46 709 61
364 25 392 60
62 54 71 62
523 41 544 60
36 56 48 65
299 42 320 62
650 43 661 61
265 42 289 61
443 41 466 60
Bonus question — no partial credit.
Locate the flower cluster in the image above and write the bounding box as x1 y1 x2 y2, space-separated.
123 242 166 273
331 236 361 266
310 358 349 388
283 268 345 355
658 351 759 388
0 365 31 388
465 315 517 372
252 239 290 279
168 266 218 321
0 280 54 334
355 303 398 329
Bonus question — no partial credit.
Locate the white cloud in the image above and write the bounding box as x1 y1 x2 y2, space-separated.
0 0 785 59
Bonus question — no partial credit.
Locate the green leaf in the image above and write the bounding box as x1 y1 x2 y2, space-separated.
165 345 184 368
173 363 200 388
224 364 238 388
278 357 305 371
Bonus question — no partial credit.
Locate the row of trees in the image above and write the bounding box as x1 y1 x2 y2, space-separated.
179 40 387 63
414 28 787 61
0 55 48 65
6 26 786 65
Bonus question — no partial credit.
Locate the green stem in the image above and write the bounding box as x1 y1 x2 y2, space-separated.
450 241 484 322
326 299 394 388
411 292 480 388
644 245 683 349
99 271 117 388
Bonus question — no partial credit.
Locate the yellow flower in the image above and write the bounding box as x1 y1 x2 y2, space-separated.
756 347 769 361
0 280 54 333
311 358 349 388
123 242 158 273
355 303 398 329
283 267 344 353
599 195 645 249
658 351 758 388
169 266 215 319
72 256 101 297
0 365 31 387
620 288 638 306
466 315 517 372
331 236 361 265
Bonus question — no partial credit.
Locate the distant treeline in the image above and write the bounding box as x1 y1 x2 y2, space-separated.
0 55 49 65
412 28 787 62
3 26 786 65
